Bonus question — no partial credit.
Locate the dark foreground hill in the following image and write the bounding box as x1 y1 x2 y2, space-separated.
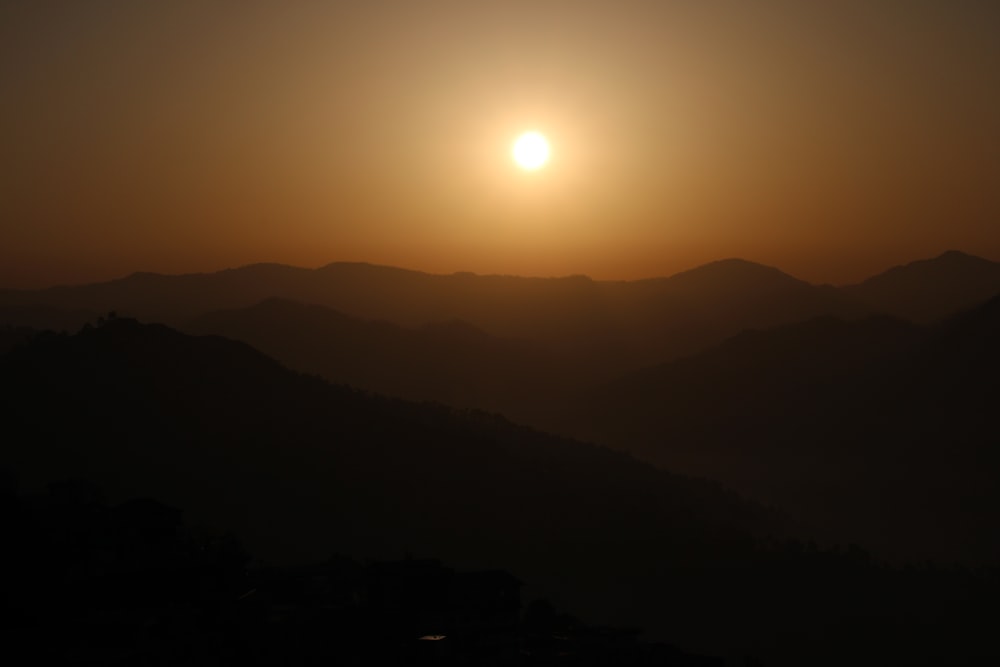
3 319 1000 664
0 319 773 655
3 482 725 666
566 294 1000 564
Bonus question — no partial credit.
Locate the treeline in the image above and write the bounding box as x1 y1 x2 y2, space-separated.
1 479 727 666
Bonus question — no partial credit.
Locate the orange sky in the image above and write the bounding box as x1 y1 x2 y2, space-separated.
2 1 999 288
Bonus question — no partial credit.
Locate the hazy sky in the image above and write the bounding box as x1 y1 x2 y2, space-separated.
3 0 999 288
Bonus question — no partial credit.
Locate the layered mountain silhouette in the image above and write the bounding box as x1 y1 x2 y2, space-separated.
2 252 998 567
4 251 996 377
4 318 999 665
0 256 874 373
184 298 581 420
565 295 1000 563
0 318 778 650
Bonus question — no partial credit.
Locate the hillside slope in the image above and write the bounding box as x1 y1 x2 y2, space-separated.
568 296 1000 563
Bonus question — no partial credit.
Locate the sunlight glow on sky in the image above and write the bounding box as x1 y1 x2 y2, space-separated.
1 1 999 287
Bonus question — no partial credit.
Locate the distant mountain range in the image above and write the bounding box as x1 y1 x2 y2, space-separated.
4 250 998 376
2 250 999 565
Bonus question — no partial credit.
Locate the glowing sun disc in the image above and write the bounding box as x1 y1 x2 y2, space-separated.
512 131 550 170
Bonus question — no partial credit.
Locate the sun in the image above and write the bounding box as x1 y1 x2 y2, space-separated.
512 131 550 170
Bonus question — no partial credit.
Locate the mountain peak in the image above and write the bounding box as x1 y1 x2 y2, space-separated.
849 251 1000 322
315 261 426 278
859 250 998 286
935 249 985 262
870 250 995 279
664 258 807 292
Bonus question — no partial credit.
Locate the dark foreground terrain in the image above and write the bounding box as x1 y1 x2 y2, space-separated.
3 318 999 665
3 481 729 666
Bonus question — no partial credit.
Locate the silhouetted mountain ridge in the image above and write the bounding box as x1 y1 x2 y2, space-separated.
6 317 1000 664
563 296 1000 563
1 251 996 420
0 255 882 371
1 317 790 651
845 250 1000 322
656 258 810 293
185 298 578 416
